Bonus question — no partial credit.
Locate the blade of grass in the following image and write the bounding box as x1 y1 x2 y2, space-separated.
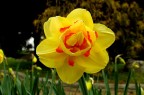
43 71 51 95
102 69 111 95
123 69 132 95
138 84 142 95
132 71 139 95
32 70 40 95
16 77 22 95
93 75 103 95
114 61 118 95
78 75 88 95
23 71 31 94
51 69 66 95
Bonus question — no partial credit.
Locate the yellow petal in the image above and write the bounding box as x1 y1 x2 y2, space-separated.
0 49 4 64
38 53 67 68
44 16 71 38
36 38 59 54
36 38 66 68
76 43 109 73
67 8 94 29
56 60 84 84
93 23 115 49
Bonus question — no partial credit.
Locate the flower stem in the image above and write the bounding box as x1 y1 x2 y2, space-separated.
78 75 88 95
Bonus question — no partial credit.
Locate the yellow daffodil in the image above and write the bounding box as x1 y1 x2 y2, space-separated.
32 55 37 63
36 8 115 84
86 80 92 90
86 77 94 90
0 49 4 64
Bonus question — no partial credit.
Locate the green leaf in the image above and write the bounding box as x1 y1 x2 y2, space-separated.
102 70 111 95
23 72 31 94
32 73 39 95
16 77 22 95
78 75 88 95
123 69 132 95
114 58 119 95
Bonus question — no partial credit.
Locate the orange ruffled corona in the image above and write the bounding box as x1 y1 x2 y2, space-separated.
36 8 115 84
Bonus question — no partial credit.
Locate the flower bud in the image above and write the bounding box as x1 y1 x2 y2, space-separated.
0 49 4 64
86 80 92 90
32 56 37 63
8 68 16 79
132 62 139 69
0 72 4 80
35 66 42 71
86 77 94 90
119 57 126 65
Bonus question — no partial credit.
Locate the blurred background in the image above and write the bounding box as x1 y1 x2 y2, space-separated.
0 0 144 69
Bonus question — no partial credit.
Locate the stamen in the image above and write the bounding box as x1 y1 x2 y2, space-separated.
74 20 78 23
87 31 92 43
64 33 74 48
95 31 98 38
56 46 63 53
68 59 74 66
79 38 87 50
84 49 91 57
60 26 70 32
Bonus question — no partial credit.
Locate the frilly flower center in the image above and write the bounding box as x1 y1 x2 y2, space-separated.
55 20 98 66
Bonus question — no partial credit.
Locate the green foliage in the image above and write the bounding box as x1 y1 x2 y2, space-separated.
0 57 32 70
1 55 144 95
0 61 65 95
33 0 144 60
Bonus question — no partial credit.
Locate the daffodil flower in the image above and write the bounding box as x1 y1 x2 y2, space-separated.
86 77 94 90
0 49 4 64
36 8 115 84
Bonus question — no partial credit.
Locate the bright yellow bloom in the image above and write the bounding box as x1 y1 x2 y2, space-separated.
0 49 4 64
32 55 37 63
36 8 115 84
86 80 92 90
86 77 94 90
